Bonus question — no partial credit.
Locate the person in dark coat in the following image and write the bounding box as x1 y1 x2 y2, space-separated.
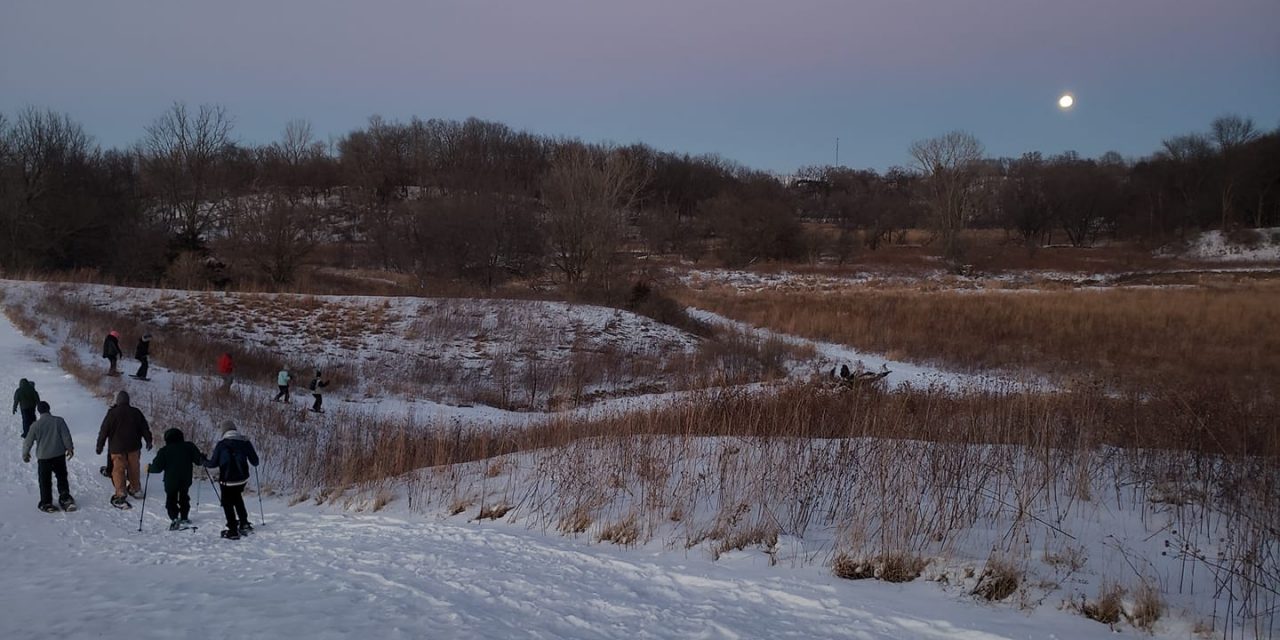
203 420 259 539
22 401 76 512
102 331 122 375
95 390 153 508
133 334 151 380
309 371 329 413
12 378 40 438
146 427 205 529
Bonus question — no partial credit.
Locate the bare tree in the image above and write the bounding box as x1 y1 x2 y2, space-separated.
1161 134 1214 232
140 102 234 248
1211 114 1261 229
0 108 100 268
909 131 985 263
541 144 648 284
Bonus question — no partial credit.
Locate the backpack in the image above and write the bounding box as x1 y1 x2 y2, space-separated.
309 378 318 391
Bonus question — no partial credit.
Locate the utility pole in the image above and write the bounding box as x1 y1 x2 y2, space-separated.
835 137 840 166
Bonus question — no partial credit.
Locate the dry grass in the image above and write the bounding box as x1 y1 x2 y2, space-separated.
832 552 928 583
973 557 1023 601
1129 581 1165 632
1082 582 1125 625
684 281 1280 395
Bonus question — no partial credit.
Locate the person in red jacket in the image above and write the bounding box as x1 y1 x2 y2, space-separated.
217 352 234 393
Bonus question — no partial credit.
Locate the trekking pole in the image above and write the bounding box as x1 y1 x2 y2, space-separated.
203 466 222 502
137 471 150 532
254 465 266 527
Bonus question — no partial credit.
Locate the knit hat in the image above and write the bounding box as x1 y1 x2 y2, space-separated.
109 330 119 338
219 420 236 434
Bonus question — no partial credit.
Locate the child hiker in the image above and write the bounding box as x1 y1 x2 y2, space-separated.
146 427 206 530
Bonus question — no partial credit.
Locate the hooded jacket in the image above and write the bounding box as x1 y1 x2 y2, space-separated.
147 428 205 492
217 354 234 376
95 391 153 455
12 379 39 412
204 429 259 487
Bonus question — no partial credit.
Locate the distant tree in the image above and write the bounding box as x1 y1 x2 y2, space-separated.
701 173 803 266
1210 114 1261 229
1160 133 1215 233
541 144 648 284
999 153 1052 251
1043 154 1123 247
411 195 544 288
139 102 235 250
909 131 985 263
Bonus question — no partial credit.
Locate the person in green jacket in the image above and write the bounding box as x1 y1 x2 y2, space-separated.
146 427 206 530
12 378 40 438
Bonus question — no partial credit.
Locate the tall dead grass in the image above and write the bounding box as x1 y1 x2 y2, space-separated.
685 282 1280 396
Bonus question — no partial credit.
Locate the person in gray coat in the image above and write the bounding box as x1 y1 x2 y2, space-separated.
22 401 76 512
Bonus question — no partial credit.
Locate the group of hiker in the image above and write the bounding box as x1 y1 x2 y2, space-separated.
16 383 262 540
104 331 332 412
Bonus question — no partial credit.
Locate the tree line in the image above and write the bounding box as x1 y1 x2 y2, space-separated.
1 103 1276 289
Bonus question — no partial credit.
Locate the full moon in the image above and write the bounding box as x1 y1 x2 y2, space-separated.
1058 94 1075 109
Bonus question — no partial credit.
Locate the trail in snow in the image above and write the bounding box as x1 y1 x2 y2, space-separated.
1 309 1119 639
686 307 1046 393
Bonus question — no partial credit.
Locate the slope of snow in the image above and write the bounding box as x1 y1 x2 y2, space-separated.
0 311 1129 639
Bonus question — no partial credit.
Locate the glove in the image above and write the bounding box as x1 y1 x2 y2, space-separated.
22 454 30 463
95 447 103 456
66 450 74 460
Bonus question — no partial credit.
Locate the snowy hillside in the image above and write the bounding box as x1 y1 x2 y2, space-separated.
1178 228 1280 262
0 309 1130 640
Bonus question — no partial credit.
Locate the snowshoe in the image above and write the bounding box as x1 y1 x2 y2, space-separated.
220 528 241 540
39 503 60 513
238 522 254 535
110 496 133 510
59 497 77 512
128 490 145 500
178 518 193 527
169 519 182 531
105 371 123 377
99 466 110 478
129 375 151 381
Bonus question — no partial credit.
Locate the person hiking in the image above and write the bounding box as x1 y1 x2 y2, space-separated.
274 368 291 402
133 333 151 380
12 378 40 438
309 370 329 413
146 427 205 530
95 390 153 509
217 352 234 393
203 420 259 539
102 331 122 376
22 401 77 513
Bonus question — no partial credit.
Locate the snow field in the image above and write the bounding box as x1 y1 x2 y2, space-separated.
1 305 1134 640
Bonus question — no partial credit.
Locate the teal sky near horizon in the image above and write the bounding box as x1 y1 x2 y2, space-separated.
2 0 1277 172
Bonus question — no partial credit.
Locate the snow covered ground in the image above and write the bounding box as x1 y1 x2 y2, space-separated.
1 311 1133 639
1179 228 1280 262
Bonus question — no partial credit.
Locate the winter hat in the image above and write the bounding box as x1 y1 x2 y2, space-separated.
109 330 119 338
114 390 130 406
219 420 236 434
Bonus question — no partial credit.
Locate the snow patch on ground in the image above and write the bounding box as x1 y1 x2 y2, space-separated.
1177 228 1280 262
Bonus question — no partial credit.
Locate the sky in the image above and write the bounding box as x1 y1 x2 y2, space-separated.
2 0 1277 172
